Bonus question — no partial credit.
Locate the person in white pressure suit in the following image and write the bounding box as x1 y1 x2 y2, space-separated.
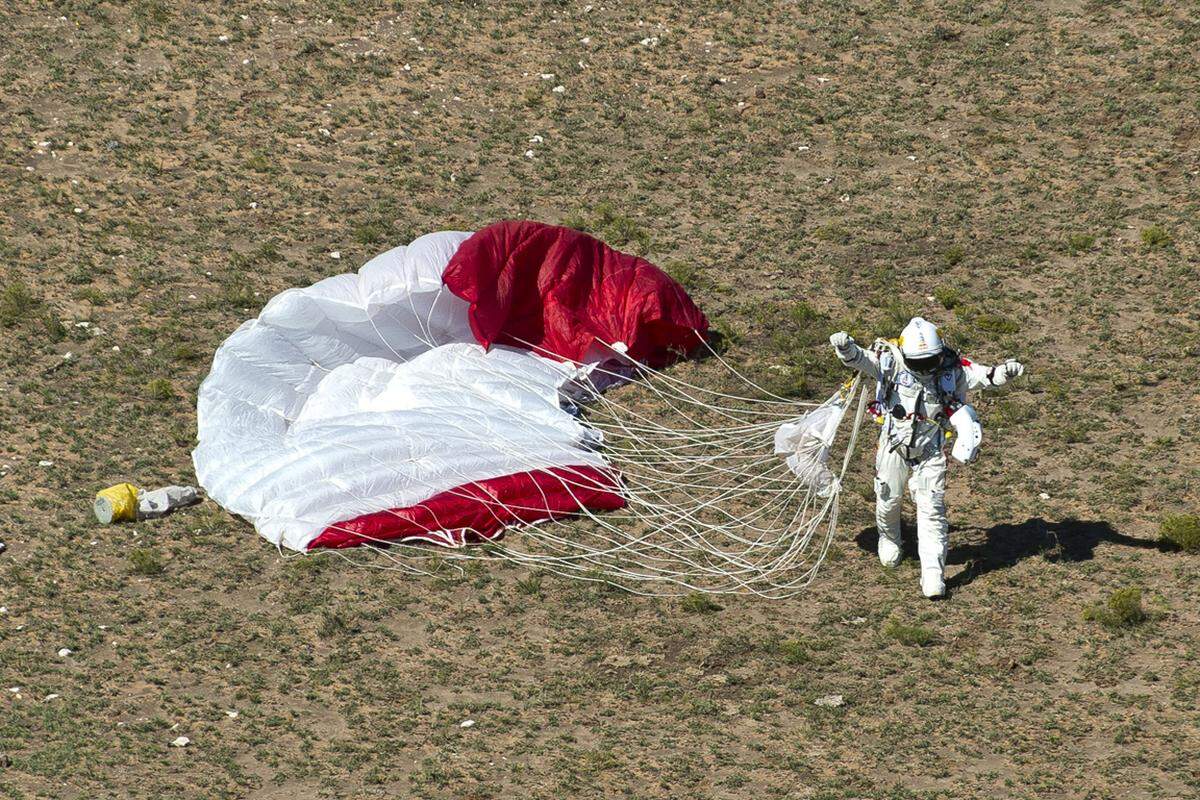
830 317 1024 598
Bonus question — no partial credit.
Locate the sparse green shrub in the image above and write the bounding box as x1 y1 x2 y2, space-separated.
933 285 960 309
1085 586 1147 629
663 260 699 289
709 318 741 354
43 314 67 342
285 554 330 577
132 0 170 27
942 245 966 267
522 87 544 107
564 203 651 254
929 24 961 42
129 548 164 576
172 344 200 362
353 222 390 244
1059 419 1093 443
1141 225 1170 249
764 367 810 399
778 640 811 665
883 620 937 646
1160 514 1200 553
318 609 359 638
812 224 851 244
971 313 1020 335
214 279 258 310
0 282 36 327
146 378 174 401
878 299 920 334
681 592 721 614
1066 233 1095 254
515 572 544 596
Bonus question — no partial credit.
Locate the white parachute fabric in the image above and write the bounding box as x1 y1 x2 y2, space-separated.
193 231 599 549
199 344 603 550
773 387 854 498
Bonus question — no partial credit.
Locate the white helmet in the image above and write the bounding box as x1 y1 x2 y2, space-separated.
899 316 944 373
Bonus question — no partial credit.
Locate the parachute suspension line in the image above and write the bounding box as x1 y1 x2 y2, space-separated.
305 381 863 597
279 301 867 598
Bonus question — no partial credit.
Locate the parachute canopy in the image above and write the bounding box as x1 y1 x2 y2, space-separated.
193 221 708 552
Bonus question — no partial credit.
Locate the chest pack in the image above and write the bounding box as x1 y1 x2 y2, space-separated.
868 340 958 420
867 339 981 463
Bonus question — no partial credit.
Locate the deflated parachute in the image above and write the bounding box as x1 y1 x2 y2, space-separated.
193 221 707 552
194 220 865 596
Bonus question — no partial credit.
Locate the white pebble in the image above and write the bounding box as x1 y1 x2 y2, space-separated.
814 694 844 707
38 460 54 467
459 719 475 728
329 251 341 259
170 736 190 747
57 648 72 658
551 85 565 93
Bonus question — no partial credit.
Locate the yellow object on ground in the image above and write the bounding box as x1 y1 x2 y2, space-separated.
94 483 139 524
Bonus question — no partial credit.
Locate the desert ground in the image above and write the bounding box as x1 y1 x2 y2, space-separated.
1 1 1198 798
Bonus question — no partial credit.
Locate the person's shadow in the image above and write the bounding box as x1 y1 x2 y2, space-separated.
854 517 1173 590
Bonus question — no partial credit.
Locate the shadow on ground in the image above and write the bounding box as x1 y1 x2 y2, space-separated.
854 517 1172 590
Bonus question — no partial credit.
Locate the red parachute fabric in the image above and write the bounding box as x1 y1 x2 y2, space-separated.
442 220 709 367
307 465 626 550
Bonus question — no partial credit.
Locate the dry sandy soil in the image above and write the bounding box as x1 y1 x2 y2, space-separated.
1 1 1198 798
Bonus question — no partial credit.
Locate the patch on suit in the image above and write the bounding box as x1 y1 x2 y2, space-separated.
874 478 892 500
896 371 915 388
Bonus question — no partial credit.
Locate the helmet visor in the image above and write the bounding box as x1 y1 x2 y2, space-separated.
904 352 942 374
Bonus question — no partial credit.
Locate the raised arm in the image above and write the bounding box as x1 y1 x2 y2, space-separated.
960 356 1025 391
829 332 883 382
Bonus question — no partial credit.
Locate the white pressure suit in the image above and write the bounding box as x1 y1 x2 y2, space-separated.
830 317 1024 598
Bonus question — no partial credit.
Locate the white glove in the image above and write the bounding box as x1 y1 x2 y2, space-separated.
829 331 855 356
991 359 1024 385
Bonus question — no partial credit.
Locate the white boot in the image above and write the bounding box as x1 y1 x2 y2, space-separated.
921 569 945 599
878 532 902 567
